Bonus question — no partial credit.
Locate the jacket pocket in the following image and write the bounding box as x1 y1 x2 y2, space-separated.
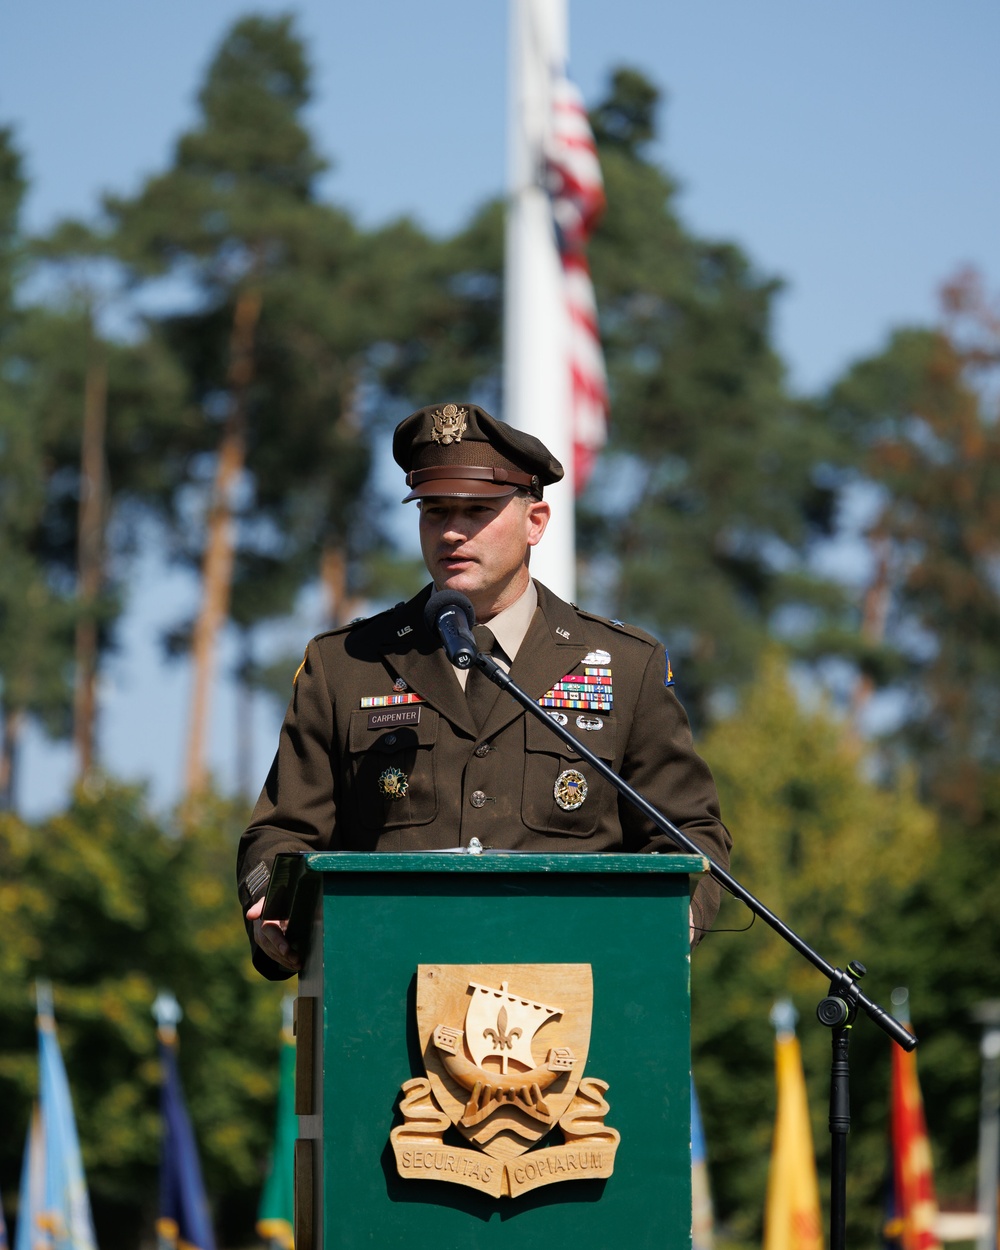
520 713 617 837
347 708 439 831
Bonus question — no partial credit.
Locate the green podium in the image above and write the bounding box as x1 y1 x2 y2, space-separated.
293 851 705 1249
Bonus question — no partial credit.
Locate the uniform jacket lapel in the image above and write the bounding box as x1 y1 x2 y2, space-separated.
374 582 589 741
479 582 589 738
375 587 479 737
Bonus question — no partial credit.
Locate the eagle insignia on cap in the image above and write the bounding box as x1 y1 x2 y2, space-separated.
431 403 468 445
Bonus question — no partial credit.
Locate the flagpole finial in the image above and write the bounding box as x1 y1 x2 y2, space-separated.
153 991 183 1044
770 998 798 1038
35 978 55 1028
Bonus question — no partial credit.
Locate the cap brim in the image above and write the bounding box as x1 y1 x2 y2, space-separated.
401 478 519 503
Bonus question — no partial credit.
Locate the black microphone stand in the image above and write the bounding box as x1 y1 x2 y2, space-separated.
471 647 915 1250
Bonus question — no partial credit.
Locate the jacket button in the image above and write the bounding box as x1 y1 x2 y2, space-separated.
383 733 397 746
470 791 488 809
474 743 490 758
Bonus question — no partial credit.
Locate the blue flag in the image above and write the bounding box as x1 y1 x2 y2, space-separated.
256 1003 295 1250
1 1172 9 1249
14 1105 44 1250
15 988 98 1250
157 1039 215 1250
691 1077 715 1250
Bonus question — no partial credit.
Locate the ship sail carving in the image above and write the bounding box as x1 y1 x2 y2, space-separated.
466 980 562 1073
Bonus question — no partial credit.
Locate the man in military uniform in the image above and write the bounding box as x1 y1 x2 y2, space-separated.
238 403 731 979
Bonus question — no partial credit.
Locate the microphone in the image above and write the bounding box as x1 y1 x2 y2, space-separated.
424 590 478 669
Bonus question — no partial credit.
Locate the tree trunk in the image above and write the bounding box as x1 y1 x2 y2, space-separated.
184 287 262 797
0 706 24 812
318 365 365 628
235 628 255 799
319 544 363 629
73 347 108 783
850 532 890 731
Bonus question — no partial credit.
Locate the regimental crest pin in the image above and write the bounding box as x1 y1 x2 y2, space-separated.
391 964 619 1199
431 403 468 445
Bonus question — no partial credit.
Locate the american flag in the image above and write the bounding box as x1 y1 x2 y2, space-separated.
545 72 609 494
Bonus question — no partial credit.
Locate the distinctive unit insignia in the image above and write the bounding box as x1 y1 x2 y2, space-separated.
393 676 408 692
390 964 619 1198
431 403 468 445
377 767 409 800
554 769 588 811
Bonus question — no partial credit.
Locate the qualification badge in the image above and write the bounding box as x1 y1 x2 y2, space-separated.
378 767 409 800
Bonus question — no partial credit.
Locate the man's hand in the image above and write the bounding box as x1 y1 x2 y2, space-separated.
246 897 302 973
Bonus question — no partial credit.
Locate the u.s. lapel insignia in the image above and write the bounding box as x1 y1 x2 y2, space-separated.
556 626 570 639
377 767 409 800
554 768 588 810
397 624 413 637
391 964 619 1198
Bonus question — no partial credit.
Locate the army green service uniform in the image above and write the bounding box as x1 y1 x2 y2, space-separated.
238 580 731 980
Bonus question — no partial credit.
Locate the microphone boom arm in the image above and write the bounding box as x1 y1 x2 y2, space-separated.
473 649 916 1054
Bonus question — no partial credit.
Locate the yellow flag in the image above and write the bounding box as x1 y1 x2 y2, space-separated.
764 1029 824 1250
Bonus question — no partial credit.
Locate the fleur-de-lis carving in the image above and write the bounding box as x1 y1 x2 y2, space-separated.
483 1005 522 1052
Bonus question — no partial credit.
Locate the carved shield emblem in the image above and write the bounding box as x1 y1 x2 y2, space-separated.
391 964 618 1198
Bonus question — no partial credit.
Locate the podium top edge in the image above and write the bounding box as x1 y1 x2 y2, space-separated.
304 852 708 875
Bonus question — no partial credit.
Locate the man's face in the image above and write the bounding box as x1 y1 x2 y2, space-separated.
418 493 550 619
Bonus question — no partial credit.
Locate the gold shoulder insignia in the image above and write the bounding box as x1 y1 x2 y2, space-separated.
293 649 308 686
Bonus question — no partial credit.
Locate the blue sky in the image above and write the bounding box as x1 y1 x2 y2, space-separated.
2 1 998 814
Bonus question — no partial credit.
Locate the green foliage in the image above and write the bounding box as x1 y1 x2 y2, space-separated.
580 71 844 723
0 783 285 1248
692 651 937 1243
822 283 1000 816
106 14 382 636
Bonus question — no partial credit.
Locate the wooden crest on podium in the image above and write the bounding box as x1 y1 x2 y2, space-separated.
390 964 620 1198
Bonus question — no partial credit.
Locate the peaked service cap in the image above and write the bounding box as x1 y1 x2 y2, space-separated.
393 402 564 502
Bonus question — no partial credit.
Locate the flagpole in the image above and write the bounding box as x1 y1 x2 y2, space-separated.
973 1000 1000 1250
504 0 575 601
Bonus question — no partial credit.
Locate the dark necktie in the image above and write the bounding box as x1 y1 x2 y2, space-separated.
466 625 499 730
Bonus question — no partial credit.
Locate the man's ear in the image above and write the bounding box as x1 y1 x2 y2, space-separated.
526 498 550 547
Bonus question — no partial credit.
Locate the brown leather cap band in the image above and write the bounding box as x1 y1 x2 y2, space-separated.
406 465 538 490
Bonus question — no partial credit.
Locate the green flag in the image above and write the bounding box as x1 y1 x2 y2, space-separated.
257 1002 295 1249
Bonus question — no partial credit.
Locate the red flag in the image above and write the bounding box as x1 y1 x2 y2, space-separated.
546 73 609 493
888 1035 941 1250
